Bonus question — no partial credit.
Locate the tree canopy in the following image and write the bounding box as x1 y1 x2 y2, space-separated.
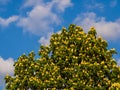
5 24 120 90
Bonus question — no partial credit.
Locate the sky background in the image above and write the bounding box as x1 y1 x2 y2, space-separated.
0 0 120 89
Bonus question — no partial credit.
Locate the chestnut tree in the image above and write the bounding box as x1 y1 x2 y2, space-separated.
5 24 120 89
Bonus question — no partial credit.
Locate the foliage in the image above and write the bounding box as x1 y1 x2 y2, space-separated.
5 24 120 90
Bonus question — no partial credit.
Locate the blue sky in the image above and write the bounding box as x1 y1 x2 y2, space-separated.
0 0 120 89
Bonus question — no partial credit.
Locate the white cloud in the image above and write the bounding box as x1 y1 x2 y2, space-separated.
74 12 120 40
117 59 120 66
18 5 59 36
24 0 72 12
0 0 72 46
23 0 43 7
0 16 19 27
0 56 14 88
38 30 62 46
18 0 72 37
38 32 52 46
50 0 73 12
19 0 72 46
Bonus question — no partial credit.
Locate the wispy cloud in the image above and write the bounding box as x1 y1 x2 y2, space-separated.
23 0 43 7
50 0 73 12
0 16 19 27
74 12 120 40
0 0 9 5
83 0 104 11
0 56 14 88
110 0 117 7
